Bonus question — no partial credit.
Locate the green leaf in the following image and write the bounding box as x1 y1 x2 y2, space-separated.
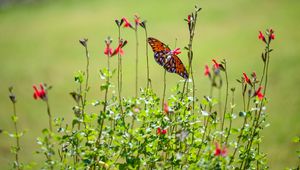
42 128 49 135
74 71 84 83
100 84 109 91
11 115 18 122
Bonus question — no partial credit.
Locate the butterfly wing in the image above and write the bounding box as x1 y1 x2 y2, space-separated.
164 54 189 79
148 37 189 79
147 37 170 66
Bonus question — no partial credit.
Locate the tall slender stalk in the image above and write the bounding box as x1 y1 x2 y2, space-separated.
117 27 124 114
221 62 229 142
46 100 53 133
83 42 90 111
8 87 21 170
135 26 139 97
144 26 150 88
225 88 235 145
45 96 53 170
162 70 167 110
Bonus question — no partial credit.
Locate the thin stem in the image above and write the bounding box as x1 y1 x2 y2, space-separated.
83 45 89 111
46 100 53 133
135 27 139 97
221 67 229 142
117 27 124 115
144 28 150 88
225 89 235 145
96 55 110 146
45 99 53 170
12 102 20 170
229 115 247 165
162 70 167 110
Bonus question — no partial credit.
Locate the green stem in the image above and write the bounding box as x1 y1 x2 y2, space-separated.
46 100 53 133
221 67 229 142
225 89 235 145
135 27 139 97
12 101 20 170
96 54 110 147
144 28 150 88
83 45 89 112
117 27 124 115
162 70 167 110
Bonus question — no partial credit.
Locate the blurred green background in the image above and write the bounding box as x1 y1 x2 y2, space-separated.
0 0 299 169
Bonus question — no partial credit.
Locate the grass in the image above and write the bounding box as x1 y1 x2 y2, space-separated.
0 0 299 169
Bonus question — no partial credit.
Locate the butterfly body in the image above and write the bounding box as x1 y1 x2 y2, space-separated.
148 37 189 79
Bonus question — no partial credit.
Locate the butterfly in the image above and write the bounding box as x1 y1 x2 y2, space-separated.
147 37 189 79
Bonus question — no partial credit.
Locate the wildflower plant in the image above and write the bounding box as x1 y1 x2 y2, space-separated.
3 5 278 169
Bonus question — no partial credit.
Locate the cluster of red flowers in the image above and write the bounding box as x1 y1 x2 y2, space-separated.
121 15 142 29
104 38 127 57
258 28 275 44
157 127 167 135
104 15 146 57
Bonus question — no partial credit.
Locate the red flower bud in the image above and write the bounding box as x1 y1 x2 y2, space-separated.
204 65 211 77
258 31 266 43
243 72 251 85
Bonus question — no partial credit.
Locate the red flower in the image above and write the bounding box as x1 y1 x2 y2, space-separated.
255 86 264 100
157 127 167 135
162 129 167 135
164 102 169 114
33 84 46 100
104 43 113 56
122 17 132 28
269 29 275 40
104 37 113 57
212 59 220 69
258 31 266 43
134 15 140 25
204 65 211 76
214 143 227 157
243 72 251 84
171 48 181 55
112 40 126 56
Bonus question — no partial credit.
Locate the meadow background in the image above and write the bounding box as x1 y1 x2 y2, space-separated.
0 0 299 169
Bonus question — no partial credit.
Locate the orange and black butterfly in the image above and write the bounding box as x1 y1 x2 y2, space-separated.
147 37 189 79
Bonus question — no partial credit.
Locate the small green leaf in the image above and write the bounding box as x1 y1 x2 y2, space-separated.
11 115 18 122
42 128 49 135
100 84 109 91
